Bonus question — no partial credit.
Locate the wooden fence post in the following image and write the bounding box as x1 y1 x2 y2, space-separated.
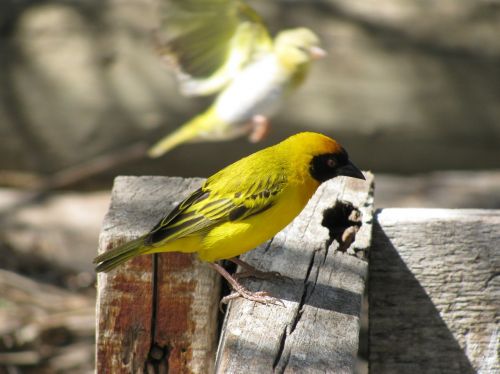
96 176 220 373
370 208 500 374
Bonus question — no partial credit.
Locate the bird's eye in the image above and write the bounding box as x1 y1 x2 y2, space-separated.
327 158 336 168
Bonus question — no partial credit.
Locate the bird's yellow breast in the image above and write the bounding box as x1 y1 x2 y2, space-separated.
197 179 318 262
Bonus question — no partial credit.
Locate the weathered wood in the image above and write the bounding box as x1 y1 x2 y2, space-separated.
215 174 374 373
96 176 220 374
370 208 500 374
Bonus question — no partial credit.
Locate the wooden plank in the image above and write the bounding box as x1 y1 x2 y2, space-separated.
370 208 500 374
96 176 220 374
215 173 374 373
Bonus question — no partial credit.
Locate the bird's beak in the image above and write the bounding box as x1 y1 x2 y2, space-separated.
309 46 327 60
337 161 366 180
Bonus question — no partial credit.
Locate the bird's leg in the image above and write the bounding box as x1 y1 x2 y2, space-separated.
208 262 284 307
247 115 270 143
229 257 290 281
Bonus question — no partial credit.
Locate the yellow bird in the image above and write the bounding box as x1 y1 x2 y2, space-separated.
95 132 365 304
148 0 326 157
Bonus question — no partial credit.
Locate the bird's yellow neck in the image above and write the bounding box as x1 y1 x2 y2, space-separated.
275 51 311 89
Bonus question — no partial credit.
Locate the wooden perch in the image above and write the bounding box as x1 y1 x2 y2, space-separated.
370 209 500 374
96 177 220 374
96 174 374 373
216 174 374 373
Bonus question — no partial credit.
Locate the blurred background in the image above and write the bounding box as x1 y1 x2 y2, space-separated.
0 0 499 372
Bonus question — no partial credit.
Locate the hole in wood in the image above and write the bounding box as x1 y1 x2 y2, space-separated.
147 343 168 363
321 200 362 255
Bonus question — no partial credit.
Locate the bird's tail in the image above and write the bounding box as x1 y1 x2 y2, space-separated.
148 107 224 158
94 236 148 273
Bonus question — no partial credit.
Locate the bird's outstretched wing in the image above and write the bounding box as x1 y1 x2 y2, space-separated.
156 0 272 96
145 171 287 245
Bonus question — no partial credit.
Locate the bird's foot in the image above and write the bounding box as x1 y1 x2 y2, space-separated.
248 115 270 143
208 262 284 309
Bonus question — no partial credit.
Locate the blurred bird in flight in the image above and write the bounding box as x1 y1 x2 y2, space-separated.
96 132 365 304
148 0 326 158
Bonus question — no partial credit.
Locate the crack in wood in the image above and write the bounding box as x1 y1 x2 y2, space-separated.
145 253 169 374
485 271 500 288
272 324 290 372
291 250 317 331
273 245 325 373
263 236 275 254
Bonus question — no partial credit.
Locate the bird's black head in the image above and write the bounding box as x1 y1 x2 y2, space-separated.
309 148 365 183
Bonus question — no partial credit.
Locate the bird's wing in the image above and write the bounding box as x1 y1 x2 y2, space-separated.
155 0 273 96
145 172 287 246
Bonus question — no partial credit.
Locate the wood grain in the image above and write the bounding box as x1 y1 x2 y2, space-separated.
370 208 500 374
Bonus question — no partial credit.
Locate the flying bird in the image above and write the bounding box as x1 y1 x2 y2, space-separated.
148 0 326 157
